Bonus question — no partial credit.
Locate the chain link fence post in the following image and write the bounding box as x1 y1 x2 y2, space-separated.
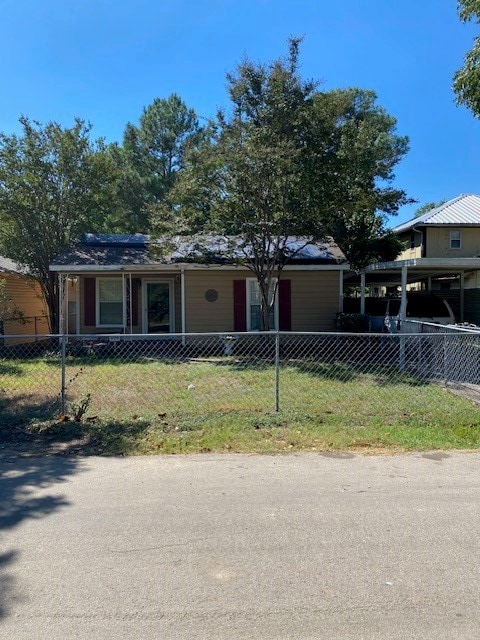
275 331 280 412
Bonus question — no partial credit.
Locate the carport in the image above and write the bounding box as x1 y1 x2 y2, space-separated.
351 257 480 324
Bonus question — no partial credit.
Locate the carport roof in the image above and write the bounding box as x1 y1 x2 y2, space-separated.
345 257 480 285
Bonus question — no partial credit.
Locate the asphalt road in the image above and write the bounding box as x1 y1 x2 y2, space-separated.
1 450 479 639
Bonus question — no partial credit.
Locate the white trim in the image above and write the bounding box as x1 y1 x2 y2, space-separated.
246 277 279 331
51 263 350 273
141 279 175 334
96 277 124 328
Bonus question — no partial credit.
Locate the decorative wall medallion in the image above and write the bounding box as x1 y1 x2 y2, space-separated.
205 289 219 302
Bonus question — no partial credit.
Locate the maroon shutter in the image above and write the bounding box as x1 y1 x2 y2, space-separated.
233 280 247 331
84 277 96 327
278 279 292 331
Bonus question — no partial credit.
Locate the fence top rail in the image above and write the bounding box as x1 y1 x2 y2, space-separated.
2 330 478 340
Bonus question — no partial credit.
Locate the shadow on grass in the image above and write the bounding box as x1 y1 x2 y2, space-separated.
0 443 82 621
0 393 61 431
0 362 24 376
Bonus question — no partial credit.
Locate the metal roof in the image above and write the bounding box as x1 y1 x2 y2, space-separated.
392 194 480 234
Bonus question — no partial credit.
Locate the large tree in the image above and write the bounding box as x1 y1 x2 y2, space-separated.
164 39 320 330
306 88 410 267
113 94 205 232
0 117 117 332
164 40 410 328
454 0 480 116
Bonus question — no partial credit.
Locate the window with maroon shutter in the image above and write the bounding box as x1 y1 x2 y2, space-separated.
233 280 247 331
84 277 96 327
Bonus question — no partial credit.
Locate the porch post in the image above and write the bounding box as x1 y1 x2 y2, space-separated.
400 266 408 323
460 271 465 323
360 272 366 315
65 272 69 335
181 268 186 338
76 277 80 335
59 273 65 334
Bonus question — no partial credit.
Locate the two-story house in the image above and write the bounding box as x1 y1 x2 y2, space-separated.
358 194 480 324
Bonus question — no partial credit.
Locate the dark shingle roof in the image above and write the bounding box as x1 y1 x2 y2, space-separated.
51 234 347 269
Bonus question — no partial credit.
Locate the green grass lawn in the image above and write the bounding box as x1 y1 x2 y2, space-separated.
1 354 480 455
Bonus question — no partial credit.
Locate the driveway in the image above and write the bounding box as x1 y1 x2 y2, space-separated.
1 451 479 639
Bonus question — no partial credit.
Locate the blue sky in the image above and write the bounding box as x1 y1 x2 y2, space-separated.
1 0 479 227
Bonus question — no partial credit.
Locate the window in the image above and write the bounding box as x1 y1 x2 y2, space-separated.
97 279 124 326
449 230 462 249
247 278 278 331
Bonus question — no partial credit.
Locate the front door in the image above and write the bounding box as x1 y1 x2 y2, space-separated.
144 282 171 333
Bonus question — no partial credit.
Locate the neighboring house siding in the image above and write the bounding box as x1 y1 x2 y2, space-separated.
396 231 423 261
2 273 49 338
425 227 480 258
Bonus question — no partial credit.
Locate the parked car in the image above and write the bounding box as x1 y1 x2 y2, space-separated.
343 294 455 333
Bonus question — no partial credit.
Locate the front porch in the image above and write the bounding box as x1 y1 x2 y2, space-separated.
58 271 184 336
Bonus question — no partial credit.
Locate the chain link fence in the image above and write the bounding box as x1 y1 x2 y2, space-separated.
1 330 480 427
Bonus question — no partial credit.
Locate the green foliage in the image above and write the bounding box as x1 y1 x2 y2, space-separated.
113 94 205 232
414 200 446 218
165 39 410 326
0 117 118 331
0 277 24 323
454 1 480 116
336 313 370 332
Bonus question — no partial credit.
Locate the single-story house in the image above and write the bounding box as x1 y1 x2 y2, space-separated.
0 255 49 340
50 234 349 335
